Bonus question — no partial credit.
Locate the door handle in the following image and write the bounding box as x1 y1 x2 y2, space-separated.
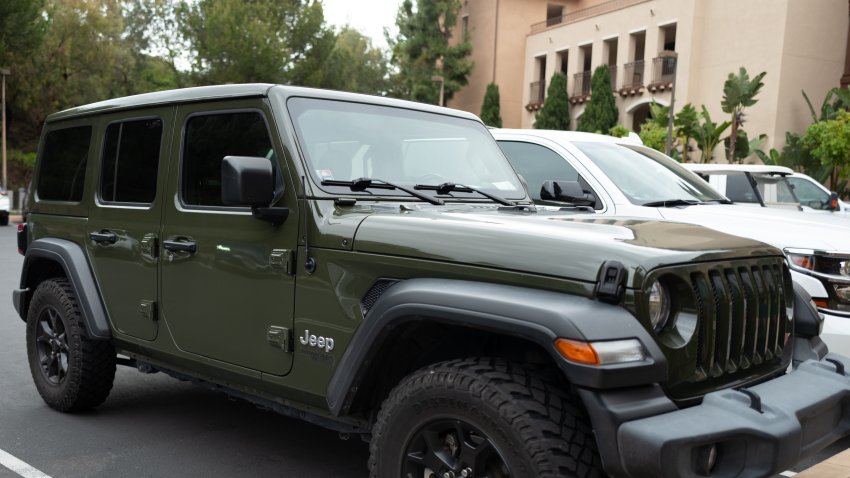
90 231 117 244
163 239 197 254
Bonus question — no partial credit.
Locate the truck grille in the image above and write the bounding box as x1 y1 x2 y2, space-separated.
658 258 791 399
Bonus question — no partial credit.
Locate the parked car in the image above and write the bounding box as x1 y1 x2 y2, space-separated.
0 185 9 225
684 164 803 210
685 164 848 216
787 172 849 214
493 128 850 356
13 85 850 477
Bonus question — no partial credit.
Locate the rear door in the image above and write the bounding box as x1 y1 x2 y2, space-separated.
159 100 299 376
86 108 172 341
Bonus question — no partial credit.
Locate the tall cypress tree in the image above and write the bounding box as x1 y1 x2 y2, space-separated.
388 0 473 104
578 64 618 133
480 83 502 127
534 73 570 130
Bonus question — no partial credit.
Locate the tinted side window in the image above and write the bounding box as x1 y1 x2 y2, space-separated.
182 112 273 207
498 141 579 201
788 177 829 209
38 126 92 201
100 119 162 204
725 175 758 203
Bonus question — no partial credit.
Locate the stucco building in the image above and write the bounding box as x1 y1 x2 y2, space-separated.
448 0 850 154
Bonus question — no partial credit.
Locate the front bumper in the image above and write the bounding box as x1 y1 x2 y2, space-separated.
821 311 850 356
612 354 850 477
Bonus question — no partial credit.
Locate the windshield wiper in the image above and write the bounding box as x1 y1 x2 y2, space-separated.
641 199 703 207
322 178 444 205
414 182 516 207
704 198 735 204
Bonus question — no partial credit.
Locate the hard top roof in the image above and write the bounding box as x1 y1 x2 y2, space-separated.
683 163 795 176
46 83 481 123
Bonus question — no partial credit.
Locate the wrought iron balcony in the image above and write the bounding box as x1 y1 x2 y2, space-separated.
572 71 591 98
650 55 677 86
622 60 645 90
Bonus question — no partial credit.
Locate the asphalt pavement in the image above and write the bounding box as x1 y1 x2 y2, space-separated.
0 222 368 478
0 220 847 477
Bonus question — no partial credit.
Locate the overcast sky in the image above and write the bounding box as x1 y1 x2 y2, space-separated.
321 0 403 49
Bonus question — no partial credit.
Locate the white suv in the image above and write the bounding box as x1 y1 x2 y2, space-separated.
0 186 9 226
493 129 850 354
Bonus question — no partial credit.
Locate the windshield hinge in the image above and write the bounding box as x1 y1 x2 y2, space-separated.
595 261 627 304
270 249 296 275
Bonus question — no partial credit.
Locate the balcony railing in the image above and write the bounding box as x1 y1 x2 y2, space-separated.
622 60 645 89
529 80 545 105
573 71 591 98
651 56 677 85
530 0 652 33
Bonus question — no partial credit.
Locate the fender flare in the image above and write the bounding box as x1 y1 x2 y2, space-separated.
326 278 666 416
15 238 111 340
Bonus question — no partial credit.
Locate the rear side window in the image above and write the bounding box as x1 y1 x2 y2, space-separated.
182 112 273 207
38 126 92 202
100 118 163 204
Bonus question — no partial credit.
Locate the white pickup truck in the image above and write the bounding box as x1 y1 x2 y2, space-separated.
493 129 850 355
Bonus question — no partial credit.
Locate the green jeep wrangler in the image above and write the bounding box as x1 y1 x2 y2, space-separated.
13 84 850 477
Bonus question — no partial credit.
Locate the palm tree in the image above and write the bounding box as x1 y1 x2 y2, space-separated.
721 68 766 162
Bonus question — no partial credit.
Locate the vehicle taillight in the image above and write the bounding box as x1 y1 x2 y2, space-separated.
17 222 27 255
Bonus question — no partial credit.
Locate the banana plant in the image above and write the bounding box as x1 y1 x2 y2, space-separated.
694 106 731 163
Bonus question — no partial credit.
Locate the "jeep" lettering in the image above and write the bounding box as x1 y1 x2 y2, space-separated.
299 329 334 352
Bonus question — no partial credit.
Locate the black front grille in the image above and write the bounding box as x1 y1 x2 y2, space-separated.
660 258 790 399
690 262 787 382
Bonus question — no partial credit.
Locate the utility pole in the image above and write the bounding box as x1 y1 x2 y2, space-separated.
432 75 445 106
664 53 678 157
1 67 9 191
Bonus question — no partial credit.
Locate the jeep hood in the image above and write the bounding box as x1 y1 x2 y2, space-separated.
658 204 850 252
353 206 778 287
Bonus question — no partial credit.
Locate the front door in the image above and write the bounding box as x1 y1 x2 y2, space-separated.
86 107 173 341
159 101 299 375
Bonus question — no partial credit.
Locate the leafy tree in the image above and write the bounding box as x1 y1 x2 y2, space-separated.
638 122 667 153
802 110 850 188
721 67 766 162
123 0 189 88
694 106 731 163
178 0 335 86
319 27 389 94
674 103 699 162
534 73 570 130
608 124 629 138
388 0 472 104
577 65 618 133
480 83 502 127
0 0 46 64
6 0 141 150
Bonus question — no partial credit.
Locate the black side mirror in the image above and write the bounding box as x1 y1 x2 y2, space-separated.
828 192 840 211
540 180 595 207
222 156 288 225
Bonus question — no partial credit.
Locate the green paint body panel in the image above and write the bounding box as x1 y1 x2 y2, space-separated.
23 84 790 422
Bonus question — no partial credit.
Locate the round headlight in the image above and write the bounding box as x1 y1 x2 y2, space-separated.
648 280 671 330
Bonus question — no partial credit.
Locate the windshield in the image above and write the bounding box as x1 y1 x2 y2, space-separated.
287 97 525 200
574 141 726 204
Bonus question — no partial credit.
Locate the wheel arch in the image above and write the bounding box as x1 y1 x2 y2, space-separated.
15 238 111 340
326 278 667 418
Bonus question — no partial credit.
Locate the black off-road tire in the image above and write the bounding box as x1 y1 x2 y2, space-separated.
26 278 116 412
369 358 604 478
